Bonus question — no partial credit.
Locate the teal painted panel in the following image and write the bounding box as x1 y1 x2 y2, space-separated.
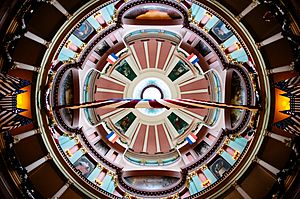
230 48 247 59
106 4 115 16
223 35 238 48
100 8 112 23
203 168 217 183
57 52 69 61
61 47 76 58
192 175 204 192
194 7 206 23
191 4 200 18
69 150 84 164
87 16 101 30
228 140 245 152
101 175 113 190
60 139 76 151
87 167 101 182
221 151 235 166
237 55 249 62
69 34 84 47
235 137 248 147
58 135 70 145
107 180 116 193
189 180 197 195
204 16 219 30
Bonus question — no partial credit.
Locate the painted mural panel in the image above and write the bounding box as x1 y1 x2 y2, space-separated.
115 112 136 134
59 71 73 125
211 21 233 42
96 40 110 56
209 157 231 179
124 4 182 21
230 71 246 127
167 112 189 134
115 60 137 81
74 155 95 178
168 60 190 81
194 141 210 156
73 21 95 41
124 176 179 190
60 71 73 105
94 139 110 155
195 40 211 57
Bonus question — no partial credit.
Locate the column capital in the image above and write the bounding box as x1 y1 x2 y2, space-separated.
232 181 239 189
200 164 208 171
256 42 262 49
66 179 73 186
46 153 52 160
13 137 20 144
252 155 258 163
252 0 260 6
44 41 51 48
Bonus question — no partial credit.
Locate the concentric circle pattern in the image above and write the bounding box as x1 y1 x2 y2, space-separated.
41 0 262 197
0 0 299 199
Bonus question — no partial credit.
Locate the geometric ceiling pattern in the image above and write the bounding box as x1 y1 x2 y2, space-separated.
0 0 299 199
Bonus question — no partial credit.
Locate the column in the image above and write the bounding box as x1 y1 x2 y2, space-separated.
52 180 72 199
254 157 280 175
225 146 240 160
13 61 39 72
25 154 51 173
13 129 39 143
95 170 106 185
66 144 80 157
65 41 80 53
142 125 149 153
265 130 292 146
236 0 260 20
257 32 283 48
154 125 161 153
198 172 210 187
49 0 71 18
225 43 241 54
233 183 252 199
266 63 295 74
94 13 107 27
24 31 49 46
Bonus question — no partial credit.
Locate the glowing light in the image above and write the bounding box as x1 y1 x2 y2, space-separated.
274 88 290 123
16 85 31 118
133 78 171 116
142 87 162 99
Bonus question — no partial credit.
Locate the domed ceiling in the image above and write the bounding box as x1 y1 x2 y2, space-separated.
0 0 299 199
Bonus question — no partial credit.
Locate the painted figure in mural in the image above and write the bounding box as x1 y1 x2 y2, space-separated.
116 60 137 81
73 21 94 41
120 116 130 130
168 61 189 81
210 158 231 178
76 161 91 176
74 156 95 177
214 161 227 176
115 112 136 133
212 21 233 41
